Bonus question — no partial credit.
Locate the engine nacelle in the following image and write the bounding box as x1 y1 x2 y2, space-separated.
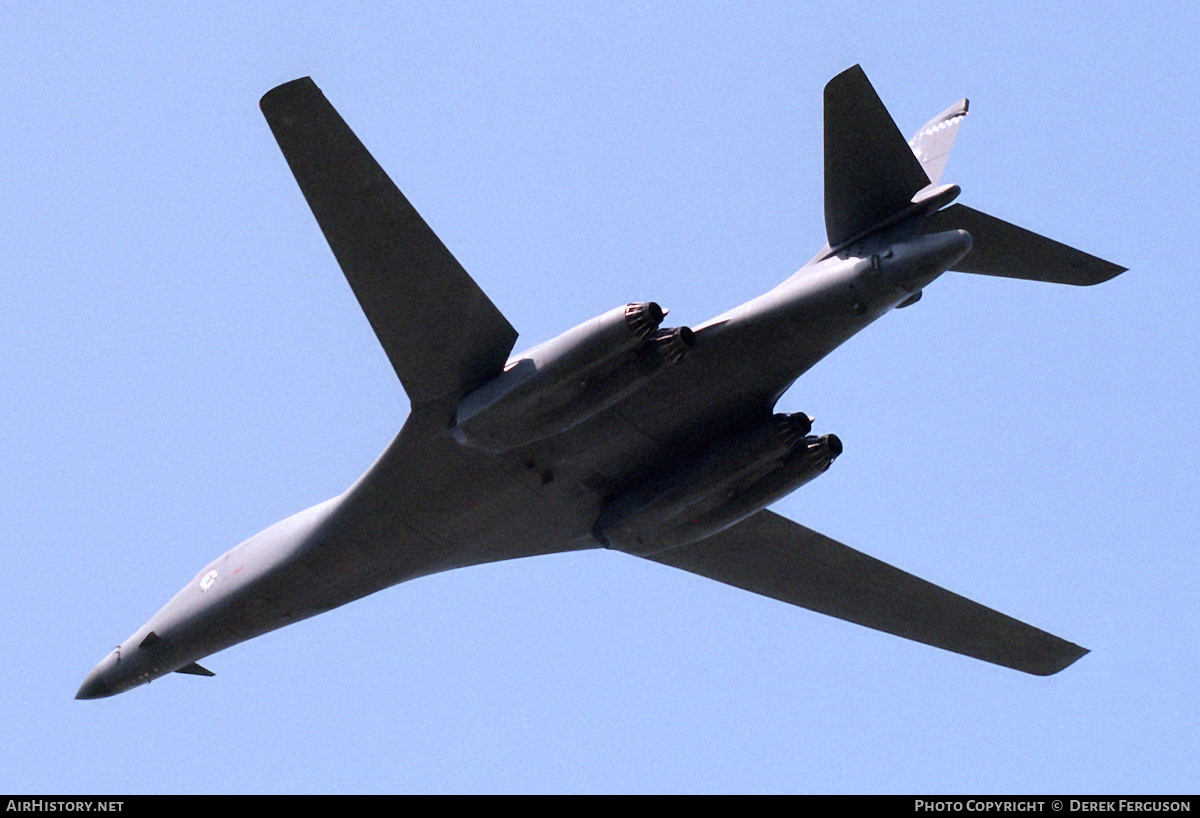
453 302 693 452
595 415 840 555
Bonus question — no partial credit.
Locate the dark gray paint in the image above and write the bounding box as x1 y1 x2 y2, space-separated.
77 66 1124 699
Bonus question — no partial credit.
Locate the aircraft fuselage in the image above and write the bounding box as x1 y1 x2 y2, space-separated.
77 225 971 699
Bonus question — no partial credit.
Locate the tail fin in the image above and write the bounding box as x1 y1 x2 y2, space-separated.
824 66 931 247
822 66 1124 285
909 99 969 186
925 204 1126 286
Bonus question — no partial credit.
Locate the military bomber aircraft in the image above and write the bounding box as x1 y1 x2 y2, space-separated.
77 66 1124 699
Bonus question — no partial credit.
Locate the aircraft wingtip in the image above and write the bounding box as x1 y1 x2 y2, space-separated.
827 64 866 89
1030 643 1089 676
260 77 318 111
1076 261 1127 286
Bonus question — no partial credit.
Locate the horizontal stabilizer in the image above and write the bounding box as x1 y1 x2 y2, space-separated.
825 66 931 247
260 78 519 405
909 98 969 186
925 203 1126 285
175 662 215 677
646 510 1087 675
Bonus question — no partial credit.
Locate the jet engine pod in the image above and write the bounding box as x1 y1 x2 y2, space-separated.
647 325 695 364
455 302 693 452
596 416 841 556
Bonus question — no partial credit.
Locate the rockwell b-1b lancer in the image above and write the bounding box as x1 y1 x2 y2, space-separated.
77 66 1124 699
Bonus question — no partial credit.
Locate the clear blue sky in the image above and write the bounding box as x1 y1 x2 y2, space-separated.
3 1 1197 794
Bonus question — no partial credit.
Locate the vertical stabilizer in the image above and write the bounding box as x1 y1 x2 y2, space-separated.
910 99 969 186
824 66 931 247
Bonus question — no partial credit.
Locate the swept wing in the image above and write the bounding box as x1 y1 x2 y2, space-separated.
260 78 518 405
647 510 1087 675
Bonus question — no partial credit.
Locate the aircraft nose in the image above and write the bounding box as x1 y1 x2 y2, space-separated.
75 650 120 700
